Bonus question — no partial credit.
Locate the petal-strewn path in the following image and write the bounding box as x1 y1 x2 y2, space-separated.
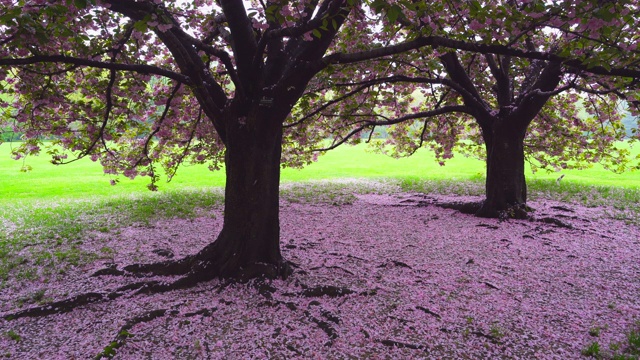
1 193 638 359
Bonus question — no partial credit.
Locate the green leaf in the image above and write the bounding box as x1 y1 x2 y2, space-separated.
321 19 328 31
74 0 87 9
469 0 481 14
371 0 387 13
387 5 403 24
266 4 279 15
312 29 322 38
133 20 148 32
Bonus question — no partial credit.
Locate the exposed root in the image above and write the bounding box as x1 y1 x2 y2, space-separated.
551 205 575 212
248 280 344 346
3 281 160 320
301 285 355 298
185 304 218 319
304 300 341 346
470 330 502 344
122 257 193 277
435 201 483 215
430 199 533 220
476 223 499 229
251 279 277 299
4 264 226 321
234 260 293 283
92 267 127 277
436 200 577 230
92 253 198 278
304 310 338 345
94 238 293 283
483 281 501 290
310 265 355 275
95 309 171 359
378 260 412 269
379 339 428 351
416 306 441 319
538 217 573 229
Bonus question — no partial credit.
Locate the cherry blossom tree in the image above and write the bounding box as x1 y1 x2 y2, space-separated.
0 0 516 282
0 0 392 282
311 0 640 218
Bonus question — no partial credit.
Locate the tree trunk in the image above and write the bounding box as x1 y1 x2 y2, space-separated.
132 104 292 282
200 105 289 279
476 122 529 219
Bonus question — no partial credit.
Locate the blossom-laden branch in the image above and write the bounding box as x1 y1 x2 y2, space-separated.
0 55 191 84
322 35 640 79
314 105 472 152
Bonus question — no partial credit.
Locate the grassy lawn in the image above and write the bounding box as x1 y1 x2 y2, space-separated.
1 141 638 202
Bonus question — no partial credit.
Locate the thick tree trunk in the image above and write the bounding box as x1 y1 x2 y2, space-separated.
476 123 529 219
189 106 289 280
122 106 291 281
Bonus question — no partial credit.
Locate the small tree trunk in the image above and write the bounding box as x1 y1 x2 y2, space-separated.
477 123 529 219
188 105 290 280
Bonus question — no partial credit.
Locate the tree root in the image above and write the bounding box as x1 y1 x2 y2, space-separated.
92 247 204 279
3 270 219 321
310 265 355 275
482 281 501 290
476 223 499 229
93 240 293 283
95 309 171 359
305 298 341 346
248 279 343 346
435 200 579 230
122 257 193 277
550 205 575 212
538 217 573 229
304 310 338 345
435 201 483 215
4 281 161 320
416 306 441 319
378 260 412 269
436 200 533 220
470 330 502 344
301 285 355 298
379 339 428 351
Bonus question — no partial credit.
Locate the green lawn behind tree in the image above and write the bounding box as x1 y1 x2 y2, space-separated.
1 141 638 202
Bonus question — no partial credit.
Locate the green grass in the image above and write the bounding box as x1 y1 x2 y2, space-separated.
0 187 226 283
2 142 638 202
581 321 640 359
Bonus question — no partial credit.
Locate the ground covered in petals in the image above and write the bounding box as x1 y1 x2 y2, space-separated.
1 190 639 359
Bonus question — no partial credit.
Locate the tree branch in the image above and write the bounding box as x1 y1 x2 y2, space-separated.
321 35 640 79
0 55 190 84
219 0 258 90
313 105 472 152
439 52 493 120
485 54 511 107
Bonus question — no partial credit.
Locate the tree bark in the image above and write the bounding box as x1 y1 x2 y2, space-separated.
123 104 292 281
476 120 529 219
190 104 290 280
